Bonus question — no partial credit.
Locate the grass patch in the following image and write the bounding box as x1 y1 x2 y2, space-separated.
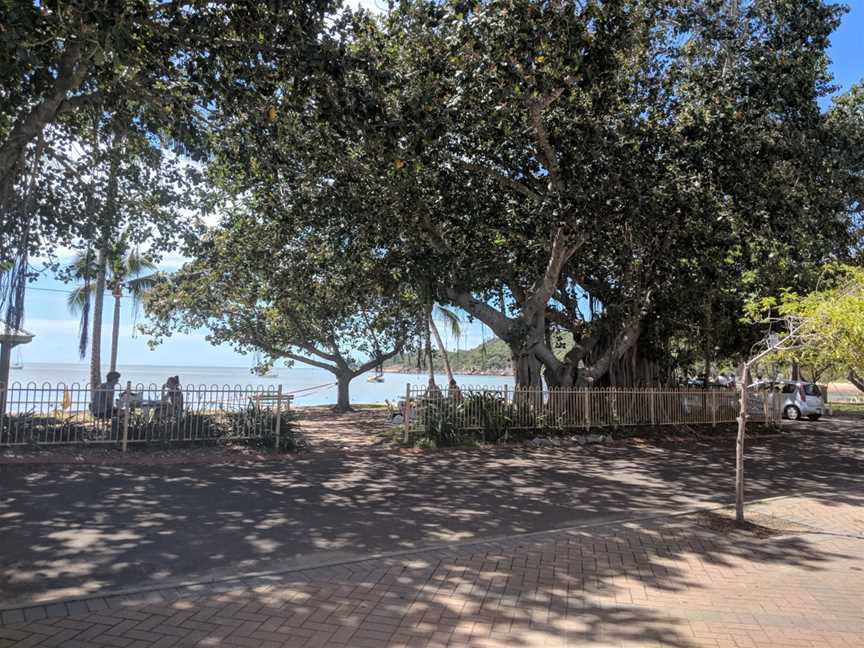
828 401 864 417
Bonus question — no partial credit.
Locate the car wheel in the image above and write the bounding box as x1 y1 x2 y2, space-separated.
784 405 801 421
807 415 821 421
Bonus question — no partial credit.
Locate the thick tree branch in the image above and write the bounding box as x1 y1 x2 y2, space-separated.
0 39 93 191
351 347 403 378
444 287 514 340
848 370 864 393
529 94 564 192
522 226 580 320
280 350 340 374
582 290 653 383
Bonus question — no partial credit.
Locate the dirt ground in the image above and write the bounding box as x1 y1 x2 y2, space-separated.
293 406 399 453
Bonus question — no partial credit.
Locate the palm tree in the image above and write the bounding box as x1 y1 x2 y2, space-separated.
68 244 159 378
428 305 462 387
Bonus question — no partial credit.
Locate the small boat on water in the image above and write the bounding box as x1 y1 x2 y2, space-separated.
11 349 22 370
367 366 385 383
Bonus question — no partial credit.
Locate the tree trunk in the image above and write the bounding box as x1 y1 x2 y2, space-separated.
735 363 749 523
334 372 352 413
425 305 436 388
89 248 107 387
429 315 455 385
848 370 864 393
90 126 123 386
109 289 121 373
703 293 713 388
791 360 800 381
512 347 543 388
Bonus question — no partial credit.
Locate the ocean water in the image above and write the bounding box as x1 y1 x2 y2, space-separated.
6 363 513 406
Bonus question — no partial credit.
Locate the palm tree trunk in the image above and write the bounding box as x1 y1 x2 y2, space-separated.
109 289 121 373
90 125 123 386
89 247 107 386
429 315 455 385
425 307 436 388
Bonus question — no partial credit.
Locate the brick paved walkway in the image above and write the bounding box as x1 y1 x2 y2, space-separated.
1 492 861 648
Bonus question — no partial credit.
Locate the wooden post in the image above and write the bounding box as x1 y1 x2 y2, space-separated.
274 384 283 452
403 383 411 444
121 380 131 452
650 388 656 426
735 363 749 523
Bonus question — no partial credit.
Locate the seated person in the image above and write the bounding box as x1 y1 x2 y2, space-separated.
90 371 121 420
160 375 184 419
449 378 462 402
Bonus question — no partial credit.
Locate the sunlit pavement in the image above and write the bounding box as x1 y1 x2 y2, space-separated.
0 417 861 645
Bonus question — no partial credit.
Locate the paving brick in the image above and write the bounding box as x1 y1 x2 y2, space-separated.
3 492 863 648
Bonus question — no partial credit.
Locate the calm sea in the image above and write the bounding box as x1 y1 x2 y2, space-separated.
7 363 513 406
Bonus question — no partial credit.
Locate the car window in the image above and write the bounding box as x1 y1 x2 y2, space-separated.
781 384 796 394
804 384 821 397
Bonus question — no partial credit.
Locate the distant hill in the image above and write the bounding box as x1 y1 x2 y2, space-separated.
383 332 575 376
383 338 513 376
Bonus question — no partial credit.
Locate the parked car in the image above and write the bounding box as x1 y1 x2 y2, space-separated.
777 381 824 421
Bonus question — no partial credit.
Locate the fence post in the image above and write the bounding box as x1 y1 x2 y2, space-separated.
503 384 509 442
274 384 283 452
121 380 131 452
711 388 717 427
650 388 656 426
403 383 411 444
584 389 591 429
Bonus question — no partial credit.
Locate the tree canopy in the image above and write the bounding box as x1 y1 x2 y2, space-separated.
4 0 861 396
750 265 864 390
191 0 861 389
142 206 421 410
0 0 339 327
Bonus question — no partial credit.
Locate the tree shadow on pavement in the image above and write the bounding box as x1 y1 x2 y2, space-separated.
66 494 858 648
0 415 860 647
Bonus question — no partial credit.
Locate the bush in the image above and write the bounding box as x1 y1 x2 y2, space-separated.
416 392 514 447
243 409 298 453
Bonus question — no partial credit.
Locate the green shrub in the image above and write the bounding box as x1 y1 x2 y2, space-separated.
415 392 514 447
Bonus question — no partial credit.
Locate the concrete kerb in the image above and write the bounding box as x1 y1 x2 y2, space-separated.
0 490 820 623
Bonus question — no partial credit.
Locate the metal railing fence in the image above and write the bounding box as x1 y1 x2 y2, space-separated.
0 381 292 448
405 384 782 442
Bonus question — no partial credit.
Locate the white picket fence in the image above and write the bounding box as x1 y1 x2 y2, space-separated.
405 384 782 439
0 381 292 448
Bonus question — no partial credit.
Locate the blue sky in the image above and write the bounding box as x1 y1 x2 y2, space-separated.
17 1 864 367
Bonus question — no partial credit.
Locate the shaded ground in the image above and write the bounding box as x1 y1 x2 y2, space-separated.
0 416 860 607
1 493 861 647
294 406 397 453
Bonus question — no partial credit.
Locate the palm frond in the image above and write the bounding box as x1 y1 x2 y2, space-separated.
124 248 158 279
69 250 98 279
77 294 90 360
434 305 462 339
66 285 91 315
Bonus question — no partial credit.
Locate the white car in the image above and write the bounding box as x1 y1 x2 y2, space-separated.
777 381 823 420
